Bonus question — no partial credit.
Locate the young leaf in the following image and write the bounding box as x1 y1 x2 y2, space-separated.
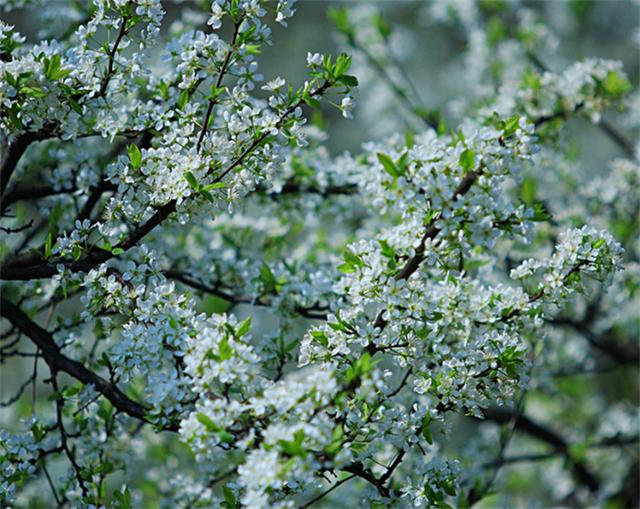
520 176 537 205
200 189 214 203
203 182 227 191
422 415 434 444
196 413 220 432
502 115 520 137
602 70 631 98
219 335 233 361
531 202 551 222
304 94 321 109
44 232 53 259
259 262 278 293
337 74 358 87
184 171 199 190
209 84 225 100
337 262 355 274
218 430 234 443
236 316 252 337
377 152 402 178
222 487 237 508
459 149 475 172
310 330 329 347
128 144 142 169
372 13 392 40
177 88 189 109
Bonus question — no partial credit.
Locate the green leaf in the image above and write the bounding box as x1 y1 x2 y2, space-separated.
259 262 278 293
405 130 415 148
200 189 214 203
502 115 520 137
43 55 57 80
486 16 507 47
218 430 234 443
203 182 226 191
337 262 355 274
422 414 433 444
5 72 17 88
184 171 199 190
44 54 71 81
459 149 475 172
285 338 299 353
113 486 132 509
304 94 321 109
310 330 329 347
377 152 402 178
325 423 344 456
520 176 537 205
205 350 221 362
62 385 82 397
72 244 82 261
345 352 380 384
47 391 62 402
343 248 364 268
236 316 252 337
333 53 352 78
372 13 392 40
530 202 551 222
337 74 358 87
278 429 307 458
244 44 261 55
328 7 354 38
31 423 47 442
112 247 125 256
219 335 233 361
378 239 395 258
442 480 456 497
97 402 113 422
21 86 46 97
209 84 225 101
158 81 169 100
128 144 142 169
196 412 220 432
44 232 53 259
177 88 189 109
222 487 237 508
602 70 631 98
94 460 114 475
68 98 83 114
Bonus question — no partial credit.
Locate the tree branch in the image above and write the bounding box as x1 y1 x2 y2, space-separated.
299 474 356 508
0 297 172 429
98 16 129 97
480 407 600 492
550 316 639 364
342 461 390 498
196 20 242 152
165 269 328 319
0 131 49 197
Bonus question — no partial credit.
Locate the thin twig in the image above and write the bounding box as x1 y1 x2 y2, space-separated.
299 474 356 508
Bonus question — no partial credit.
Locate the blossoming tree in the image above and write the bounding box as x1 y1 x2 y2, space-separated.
0 1 637 508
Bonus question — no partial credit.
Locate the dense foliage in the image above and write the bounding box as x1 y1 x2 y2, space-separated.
0 1 637 508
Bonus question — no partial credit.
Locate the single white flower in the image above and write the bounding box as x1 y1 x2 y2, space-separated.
306 52 323 66
261 77 286 92
207 2 224 29
341 96 354 119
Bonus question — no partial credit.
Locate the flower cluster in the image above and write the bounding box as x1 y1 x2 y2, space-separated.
510 226 624 301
